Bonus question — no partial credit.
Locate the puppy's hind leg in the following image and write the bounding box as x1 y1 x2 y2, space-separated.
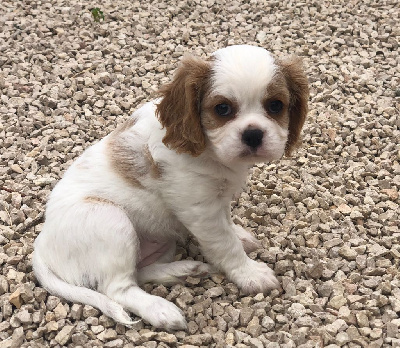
137 260 213 285
61 200 186 330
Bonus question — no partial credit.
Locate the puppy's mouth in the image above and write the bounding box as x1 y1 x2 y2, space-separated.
239 147 280 162
239 148 265 159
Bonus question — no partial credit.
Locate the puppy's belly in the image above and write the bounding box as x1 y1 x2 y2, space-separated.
137 239 174 268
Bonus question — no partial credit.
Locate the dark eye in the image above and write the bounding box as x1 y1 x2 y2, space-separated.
215 103 232 117
267 100 284 114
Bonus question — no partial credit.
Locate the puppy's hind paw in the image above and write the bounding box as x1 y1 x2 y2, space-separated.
170 260 214 280
187 261 214 277
103 299 134 327
137 261 213 286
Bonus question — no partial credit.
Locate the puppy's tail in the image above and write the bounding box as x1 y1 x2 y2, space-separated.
32 251 133 326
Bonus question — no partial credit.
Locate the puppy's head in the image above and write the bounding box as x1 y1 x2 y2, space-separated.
156 45 309 165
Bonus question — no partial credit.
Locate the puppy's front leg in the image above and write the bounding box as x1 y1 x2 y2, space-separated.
225 205 261 253
178 204 279 294
232 224 262 253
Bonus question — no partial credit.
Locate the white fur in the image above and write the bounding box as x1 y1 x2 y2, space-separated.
208 45 288 165
211 45 276 102
33 45 295 330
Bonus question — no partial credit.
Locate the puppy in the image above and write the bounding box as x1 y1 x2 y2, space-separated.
33 45 308 330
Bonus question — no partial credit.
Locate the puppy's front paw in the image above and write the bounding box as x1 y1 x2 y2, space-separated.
230 259 280 294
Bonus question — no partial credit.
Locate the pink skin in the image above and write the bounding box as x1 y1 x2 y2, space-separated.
137 228 260 270
137 239 173 269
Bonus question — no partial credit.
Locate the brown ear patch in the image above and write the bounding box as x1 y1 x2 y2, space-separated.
278 57 309 156
156 55 211 156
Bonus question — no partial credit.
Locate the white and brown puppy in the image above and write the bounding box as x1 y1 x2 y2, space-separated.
33 45 308 330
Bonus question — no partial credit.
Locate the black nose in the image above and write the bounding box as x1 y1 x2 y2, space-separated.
241 129 264 149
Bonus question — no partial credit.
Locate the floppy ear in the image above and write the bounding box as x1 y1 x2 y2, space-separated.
156 55 211 156
279 58 309 156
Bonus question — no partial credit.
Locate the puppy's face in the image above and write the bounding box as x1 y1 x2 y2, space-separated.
157 45 309 166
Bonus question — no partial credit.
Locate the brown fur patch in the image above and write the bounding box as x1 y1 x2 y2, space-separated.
264 74 291 128
84 196 118 206
143 145 162 179
107 126 145 188
107 124 163 186
277 57 309 155
266 73 290 100
201 95 239 130
156 55 211 156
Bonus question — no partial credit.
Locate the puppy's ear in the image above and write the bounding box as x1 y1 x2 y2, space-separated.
156 55 211 156
279 58 309 156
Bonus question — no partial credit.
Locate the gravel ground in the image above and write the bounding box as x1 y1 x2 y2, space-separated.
1 0 399 347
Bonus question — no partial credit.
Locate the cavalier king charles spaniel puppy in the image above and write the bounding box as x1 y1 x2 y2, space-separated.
33 45 309 330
